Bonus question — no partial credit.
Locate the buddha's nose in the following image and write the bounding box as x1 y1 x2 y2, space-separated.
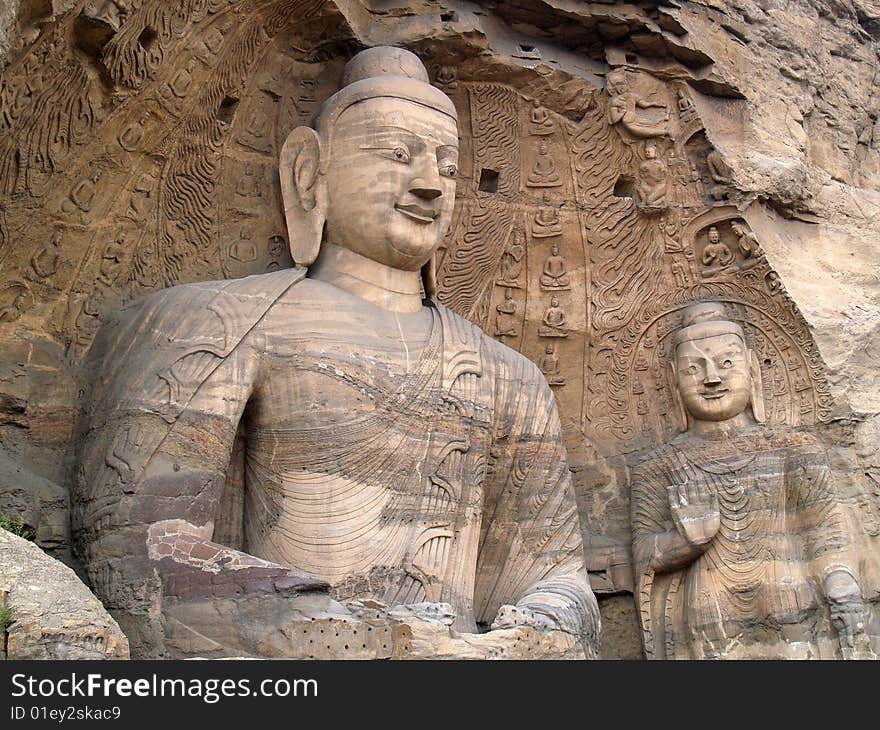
409 178 442 200
703 364 722 386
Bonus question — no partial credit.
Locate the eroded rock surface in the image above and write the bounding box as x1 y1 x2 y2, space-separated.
0 529 128 659
0 0 877 659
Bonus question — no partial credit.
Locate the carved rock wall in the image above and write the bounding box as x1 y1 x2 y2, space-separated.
0 0 878 658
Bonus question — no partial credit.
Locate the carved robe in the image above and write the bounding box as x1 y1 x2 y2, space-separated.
631 427 854 659
73 268 596 654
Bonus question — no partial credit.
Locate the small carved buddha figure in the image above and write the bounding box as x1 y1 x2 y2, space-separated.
97 233 126 287
540 243 571 290
676 89 697 125
605 68 669 139
631 302 875 659
238 107 271 151
496 228 525 287
0 286 29 323
164 59 198 100
435 66 457 89
73 46 598 659
539 296 567 337
527 140 561 187
529 100 554 136
533 191 562 238
701 226 734 276
659 209 683 253
27 227 62 280
706 148 732 201
62 172 99 214
237 164 261 198
670 256 689 287
494 288 519 338
126 170 158 222
636 142 668 211
538 343 564 386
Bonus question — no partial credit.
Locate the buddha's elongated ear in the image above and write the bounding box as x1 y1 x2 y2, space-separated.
668 360 689 432
279 127 327 266
748 349 766 423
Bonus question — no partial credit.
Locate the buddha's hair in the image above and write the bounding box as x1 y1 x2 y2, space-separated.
312 46 457 172
673 301 747 348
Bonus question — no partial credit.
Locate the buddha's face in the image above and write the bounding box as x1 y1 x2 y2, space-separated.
708 228 720 244
675 331 751 422
323 97 458 271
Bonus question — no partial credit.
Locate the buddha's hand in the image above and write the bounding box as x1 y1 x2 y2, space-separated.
825 570 874 659
490 604 557 632
666 465 720 547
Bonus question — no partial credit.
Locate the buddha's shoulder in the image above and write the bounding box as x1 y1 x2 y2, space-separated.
107 269 306 329
133 268 305 309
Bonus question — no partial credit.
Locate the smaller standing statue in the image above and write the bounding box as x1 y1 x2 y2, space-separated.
631 302 876 659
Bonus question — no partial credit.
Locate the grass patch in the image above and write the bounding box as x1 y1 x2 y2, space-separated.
0 515 33 540
0 605 13 634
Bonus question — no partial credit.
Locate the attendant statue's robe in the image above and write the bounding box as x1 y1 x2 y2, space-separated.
631 426 856 659
73 269 596 655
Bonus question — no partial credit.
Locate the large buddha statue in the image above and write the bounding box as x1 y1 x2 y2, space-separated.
71 47 598 659
631 302 875 659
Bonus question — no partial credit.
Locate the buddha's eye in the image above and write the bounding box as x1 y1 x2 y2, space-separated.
440 163 457 178
687 365 698 375
721 359 733 368
393 147 410 162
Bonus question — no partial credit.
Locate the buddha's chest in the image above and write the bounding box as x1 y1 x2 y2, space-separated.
677 457 795 543
248 309 437 433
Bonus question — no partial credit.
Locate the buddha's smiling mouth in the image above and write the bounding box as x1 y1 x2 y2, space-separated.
395 203 438 223
700 389 729 400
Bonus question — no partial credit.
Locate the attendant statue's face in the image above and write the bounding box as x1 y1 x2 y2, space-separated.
323 97 459 271
674 330 751 422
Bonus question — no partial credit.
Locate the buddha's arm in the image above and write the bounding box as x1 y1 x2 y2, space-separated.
788 442 872 654
630 457 708 575
474 359 599 646
73 278 326 654
788 444 856 583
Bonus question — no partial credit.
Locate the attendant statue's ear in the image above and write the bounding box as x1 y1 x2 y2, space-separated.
668 360 689 432
279 127 327 266
748 348 766 423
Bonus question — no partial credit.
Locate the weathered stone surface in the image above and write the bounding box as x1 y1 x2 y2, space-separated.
0 528 128 659
161 597 593 660
0 0 877 659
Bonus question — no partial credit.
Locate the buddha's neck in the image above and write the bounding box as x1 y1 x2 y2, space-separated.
308 243 424 313
687 411 753 438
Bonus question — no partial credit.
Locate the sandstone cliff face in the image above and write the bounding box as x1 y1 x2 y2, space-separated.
0 1 877 658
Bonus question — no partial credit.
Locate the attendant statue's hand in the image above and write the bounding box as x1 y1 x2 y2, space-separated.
667 462 720 547
491 604 557 632
825 570 875 659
